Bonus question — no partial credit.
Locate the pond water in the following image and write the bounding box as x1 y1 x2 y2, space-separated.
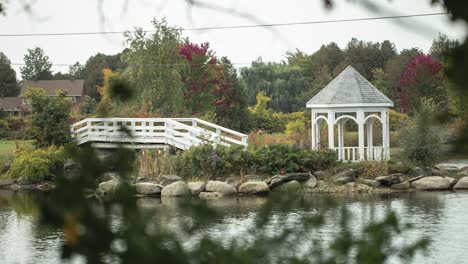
0 190 468 263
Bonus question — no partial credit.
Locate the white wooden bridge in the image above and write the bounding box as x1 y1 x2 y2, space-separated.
71 118 248 150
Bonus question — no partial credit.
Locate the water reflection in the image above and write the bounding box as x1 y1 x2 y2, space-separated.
0 191 467 263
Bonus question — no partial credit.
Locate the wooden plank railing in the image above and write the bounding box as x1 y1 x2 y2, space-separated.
70 118 248 150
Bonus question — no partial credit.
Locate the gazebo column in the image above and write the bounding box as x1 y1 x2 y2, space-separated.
366 119 373 160
327 110 335 150
357 110 365 161
381 109 390 160
337 119 344 160
311 110 316 150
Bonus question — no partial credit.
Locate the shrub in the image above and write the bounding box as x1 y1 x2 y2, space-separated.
25 88 71 147
172 144 336 179
80 95 97 116
254 144 336 175
136 149 176 178
398 98 443 166
356 161 388 179
5 145 64 181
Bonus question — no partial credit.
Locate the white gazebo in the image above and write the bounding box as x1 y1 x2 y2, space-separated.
306 65 394 161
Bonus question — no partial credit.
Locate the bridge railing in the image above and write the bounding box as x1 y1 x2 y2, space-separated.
70 117 248 149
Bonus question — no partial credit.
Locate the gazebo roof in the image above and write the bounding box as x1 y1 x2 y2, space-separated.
306 65 394 108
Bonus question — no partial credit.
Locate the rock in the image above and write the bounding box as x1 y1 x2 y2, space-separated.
360 179 380 187
453 177 468 189
206 180 237 195
435 164 461 172
16 177 40 185
159 175 183 186
445 177 457 186
345 182 355 188
135 176 156 183
264 172 311 189
391 181 410 190
0 179 15 187
375 174 404 186
408 167 431 177
97 172 118 183
244 175 262 182
317 180 328 188
408 175 425 183
313 170 327 180
411 176 451 190
99 179 120 194
161 181 190 197
226 177 239 187
331 169 356 185
64 160 80 179
199 192 223 199
187 182 206 195
135 182 163 195
431 168 448 176
238 181 269 195
303 176 318 188
275 180 301 192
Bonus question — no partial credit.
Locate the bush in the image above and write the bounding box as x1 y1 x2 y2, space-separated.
5 145 64 181
399 98 443 166
356 161 388 179
173 144 336 179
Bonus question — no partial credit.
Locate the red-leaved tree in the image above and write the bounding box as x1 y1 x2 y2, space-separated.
399 54 443 113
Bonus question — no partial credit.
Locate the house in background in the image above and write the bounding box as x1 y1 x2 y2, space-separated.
0 79 85 116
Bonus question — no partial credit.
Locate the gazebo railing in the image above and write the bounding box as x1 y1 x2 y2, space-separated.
332 146 386 162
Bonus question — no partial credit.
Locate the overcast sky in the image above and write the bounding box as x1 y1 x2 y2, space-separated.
0 0 466 77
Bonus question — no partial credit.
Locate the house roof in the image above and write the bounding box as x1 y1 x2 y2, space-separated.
0 97 27 111
306 65 394 108
20 80 84 97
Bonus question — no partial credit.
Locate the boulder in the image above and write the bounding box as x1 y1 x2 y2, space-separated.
226 177 239 187
264 173 311 189
99 178 120 194
313 170 327 180
159 175 183 186
161 181 190 197
275 180 301 192
206 180 237 195
331 169 357 185
391 181 410 190
199 192 223 199
375 174 404 186
408 167 431 177
303 176 318 188
64 160 81 179
16 177 40 185
411 176 451 190
238 181 269 195
431 168 448 176
135 182 163 195
360 179 380 187
445 177 457 186
0 179 15 187
453 176 468 189
435 164 461 172
187 182 206 195
97 172 118 183
244 175 262 182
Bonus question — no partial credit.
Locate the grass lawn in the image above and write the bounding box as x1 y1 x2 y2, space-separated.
0 141 16 157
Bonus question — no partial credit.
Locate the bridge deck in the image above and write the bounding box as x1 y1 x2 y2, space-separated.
71 118 248 150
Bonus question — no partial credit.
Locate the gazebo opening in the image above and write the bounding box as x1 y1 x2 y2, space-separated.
306 65 394 162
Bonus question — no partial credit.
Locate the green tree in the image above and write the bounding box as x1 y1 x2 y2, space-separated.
0 52 18 97
25 88 72 147
371 68 391 96
240 59 307 112
215 57 252 132
79 95 97 115
123 18 185 115
429 33 460 65
20 47 53 80
82 53 126 98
